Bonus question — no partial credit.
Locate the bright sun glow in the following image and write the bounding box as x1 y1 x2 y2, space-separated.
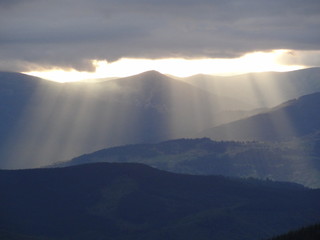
25 49 306 83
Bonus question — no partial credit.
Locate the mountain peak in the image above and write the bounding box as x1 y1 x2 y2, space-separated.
116 70 168 83
135 70 166 79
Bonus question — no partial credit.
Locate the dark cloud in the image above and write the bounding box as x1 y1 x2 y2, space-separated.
277 50 320 67
0 0 320 71
0 0 26 8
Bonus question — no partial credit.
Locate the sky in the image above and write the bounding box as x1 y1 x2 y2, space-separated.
1 0 320 82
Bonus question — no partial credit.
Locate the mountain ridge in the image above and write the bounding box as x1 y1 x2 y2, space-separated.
1 68 320 169
0 70 253 168
200 91 320 141
54 133 320 188
1 162 320 240
185 67 320 108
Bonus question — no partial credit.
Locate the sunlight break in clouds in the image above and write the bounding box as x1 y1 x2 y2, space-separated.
25 50 306 83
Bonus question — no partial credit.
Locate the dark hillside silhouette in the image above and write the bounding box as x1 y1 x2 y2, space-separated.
1 163 320 240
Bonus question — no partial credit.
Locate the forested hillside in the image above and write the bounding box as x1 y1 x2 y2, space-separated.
1 163 320 240
58 135 320 188
267 223 320 240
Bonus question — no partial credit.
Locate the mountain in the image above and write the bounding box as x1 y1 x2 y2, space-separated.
55 136 320 188
0 72 57 144
2 69 319 169
200 92 320 141
267 223 320 240
1 162 320 240
185 67 320 108
0 230 46 240
91 70 252 137
0 71 249 169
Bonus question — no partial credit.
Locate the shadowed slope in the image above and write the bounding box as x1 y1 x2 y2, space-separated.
0 72 58 145
200 92 320 141
267 223 320 240
1 162 320 240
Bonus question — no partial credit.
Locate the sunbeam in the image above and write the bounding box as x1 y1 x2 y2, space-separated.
2 52 319 169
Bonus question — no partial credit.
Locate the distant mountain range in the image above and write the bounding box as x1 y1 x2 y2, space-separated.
53 89 320 188
185 67 320 108
55 133 320 188
0 71 249 168
0 68 320 168
1 162 320 240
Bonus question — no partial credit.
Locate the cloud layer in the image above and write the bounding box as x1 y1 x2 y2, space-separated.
0 0 320 71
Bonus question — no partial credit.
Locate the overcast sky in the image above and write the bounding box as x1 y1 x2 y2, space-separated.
0 0 320 73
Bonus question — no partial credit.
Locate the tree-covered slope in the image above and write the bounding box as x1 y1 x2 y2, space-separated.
1 163 320 240
267 223 320 240
57 136 320 188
